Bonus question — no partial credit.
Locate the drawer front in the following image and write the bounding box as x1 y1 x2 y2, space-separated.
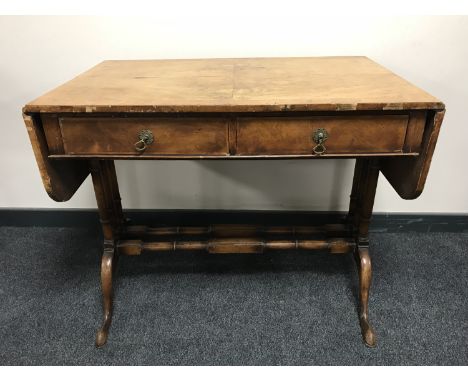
59 117 229 156
236 115 409 155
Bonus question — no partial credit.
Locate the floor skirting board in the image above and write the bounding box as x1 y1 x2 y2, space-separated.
0 209 467 233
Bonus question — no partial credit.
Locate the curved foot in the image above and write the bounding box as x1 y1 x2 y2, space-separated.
96 327 109 348
95 245 115 348
360 316 376 347
354 246 377 348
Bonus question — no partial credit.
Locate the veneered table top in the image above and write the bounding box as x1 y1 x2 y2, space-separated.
24 56 444 114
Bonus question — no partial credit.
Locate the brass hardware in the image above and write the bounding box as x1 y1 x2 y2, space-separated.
312 128 328 156
134 130 154 152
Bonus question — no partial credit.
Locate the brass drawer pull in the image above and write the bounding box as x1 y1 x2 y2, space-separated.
312 128 328 156
134 130 154 152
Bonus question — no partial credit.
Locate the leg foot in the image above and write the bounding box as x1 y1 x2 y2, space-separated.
360 315 376 348
95 244 115 348
354 246 376 348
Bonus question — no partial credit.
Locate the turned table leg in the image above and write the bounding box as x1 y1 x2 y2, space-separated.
90 160 124 347
349 158 379 347
347 158 366 226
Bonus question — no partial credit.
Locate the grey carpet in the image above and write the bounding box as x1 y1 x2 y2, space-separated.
0 226 466 365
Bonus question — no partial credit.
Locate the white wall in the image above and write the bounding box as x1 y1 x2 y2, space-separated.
0 15 467 212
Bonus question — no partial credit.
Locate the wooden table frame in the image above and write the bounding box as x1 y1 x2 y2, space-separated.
89 156 381 347
23 57 445 348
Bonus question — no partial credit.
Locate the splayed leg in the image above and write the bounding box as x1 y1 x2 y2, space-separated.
354 246 376 347
95 243 115 347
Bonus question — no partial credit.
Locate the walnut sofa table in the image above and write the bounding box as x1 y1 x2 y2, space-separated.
23 57 445 348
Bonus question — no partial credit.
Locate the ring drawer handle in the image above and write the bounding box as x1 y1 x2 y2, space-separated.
312 128 328 156
134 130 154 152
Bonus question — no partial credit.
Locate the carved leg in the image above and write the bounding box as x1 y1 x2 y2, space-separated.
354 246 375 347
350 159 379 347
91 160 123 347
95 243 116 347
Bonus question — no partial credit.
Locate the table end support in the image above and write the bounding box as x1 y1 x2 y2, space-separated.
349 158 379 348
95 242 117 348
91 159 124 348
354 245 376 347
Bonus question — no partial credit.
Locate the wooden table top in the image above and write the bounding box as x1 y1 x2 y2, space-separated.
24 56 444 114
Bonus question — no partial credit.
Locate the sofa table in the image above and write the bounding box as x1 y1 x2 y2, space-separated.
23 57 445 348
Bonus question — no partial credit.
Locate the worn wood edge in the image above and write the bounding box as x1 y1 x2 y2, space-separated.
22 110 434 118
380 109 445 199
23 114 55 197
23 113 90 202
48 153 420 160
413 110 445 194
22 102 446 115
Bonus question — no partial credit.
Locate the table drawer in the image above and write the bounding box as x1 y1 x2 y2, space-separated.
59 117 229 156
236 115 409 155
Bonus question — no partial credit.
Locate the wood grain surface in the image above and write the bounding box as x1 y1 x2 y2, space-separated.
59 117 229 155
380 110 446 199
23 113 89 201
23 57 444 113
236 115 408 155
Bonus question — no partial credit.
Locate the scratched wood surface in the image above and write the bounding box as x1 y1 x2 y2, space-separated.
23 57 444 114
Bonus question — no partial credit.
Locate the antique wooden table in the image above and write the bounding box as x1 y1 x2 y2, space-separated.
23 57 445 348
